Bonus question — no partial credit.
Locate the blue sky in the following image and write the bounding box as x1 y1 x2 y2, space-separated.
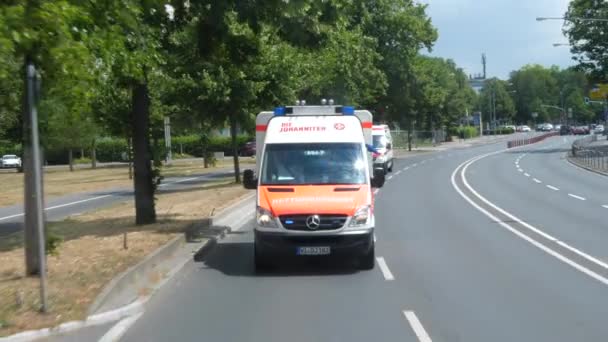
420 0 575 79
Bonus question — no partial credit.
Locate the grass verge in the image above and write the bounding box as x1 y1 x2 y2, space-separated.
0 181 249 336
0 157 254 207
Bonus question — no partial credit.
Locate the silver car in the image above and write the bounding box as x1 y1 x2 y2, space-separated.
1 155 22 168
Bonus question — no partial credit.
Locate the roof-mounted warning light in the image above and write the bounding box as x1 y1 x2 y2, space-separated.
274 107 286 116
342 106 355 115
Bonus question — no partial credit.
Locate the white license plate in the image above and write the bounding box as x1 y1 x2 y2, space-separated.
296 246 331 256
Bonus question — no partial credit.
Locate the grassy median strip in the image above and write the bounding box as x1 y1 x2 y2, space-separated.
0 158 254 207
0 180 249 336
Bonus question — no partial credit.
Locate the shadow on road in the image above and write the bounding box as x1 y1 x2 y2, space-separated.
196 240 359 277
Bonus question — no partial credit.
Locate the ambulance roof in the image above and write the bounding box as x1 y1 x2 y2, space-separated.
264 115 365 144
372 124 389 135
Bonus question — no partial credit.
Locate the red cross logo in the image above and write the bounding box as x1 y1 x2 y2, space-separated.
334 123 345 130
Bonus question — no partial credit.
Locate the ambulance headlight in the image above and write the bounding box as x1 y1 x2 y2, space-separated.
348 205 371 227
257 206 278 228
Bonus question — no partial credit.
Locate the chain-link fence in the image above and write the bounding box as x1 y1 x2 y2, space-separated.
390 130 446 149
569 135 608 174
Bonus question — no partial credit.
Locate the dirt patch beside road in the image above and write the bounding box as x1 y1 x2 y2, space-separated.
0 181 249 336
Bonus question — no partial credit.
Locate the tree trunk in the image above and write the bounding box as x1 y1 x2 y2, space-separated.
230 115 241 183
408 120 413 152
68 149 74 172
127 137 133 180
131 81 156 225
152 136 161 168
80 148 84 159
91 138 97 169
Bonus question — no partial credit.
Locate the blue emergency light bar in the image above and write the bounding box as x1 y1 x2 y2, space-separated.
274 107 286 116
273 105 355 116
342 106 355 115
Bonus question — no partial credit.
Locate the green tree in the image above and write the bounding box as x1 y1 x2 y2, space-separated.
345 0 437 125
509 65 559 123
563 0 608 80
479 78 515 126
2 0 94 275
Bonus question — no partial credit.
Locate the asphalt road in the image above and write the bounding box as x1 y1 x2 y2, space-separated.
0 169 235 237
34 132 608 342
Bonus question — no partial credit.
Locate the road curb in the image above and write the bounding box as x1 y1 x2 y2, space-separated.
0 193 255 342
566 155 608 177
87 233 189 315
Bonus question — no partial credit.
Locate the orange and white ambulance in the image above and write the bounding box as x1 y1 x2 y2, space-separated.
243 104 385 271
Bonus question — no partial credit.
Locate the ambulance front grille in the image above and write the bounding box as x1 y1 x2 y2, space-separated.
279 214 348 231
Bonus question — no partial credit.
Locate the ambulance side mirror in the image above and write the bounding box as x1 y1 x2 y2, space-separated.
371 168 385 188
243 169 257 189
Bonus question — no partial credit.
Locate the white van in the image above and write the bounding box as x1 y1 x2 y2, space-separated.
242 104 386 271
372 125 394 174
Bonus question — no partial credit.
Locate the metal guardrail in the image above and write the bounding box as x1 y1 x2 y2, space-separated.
506 132 558 148
570 135 608 174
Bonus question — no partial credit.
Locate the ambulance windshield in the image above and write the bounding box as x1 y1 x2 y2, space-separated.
373 135 387 148
261 143 366 185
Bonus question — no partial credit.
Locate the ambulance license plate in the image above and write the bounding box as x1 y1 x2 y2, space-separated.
296 246 331 256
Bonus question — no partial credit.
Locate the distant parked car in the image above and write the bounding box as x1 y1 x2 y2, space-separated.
571 126 587 135
1 154 21 168
239 141 256 157
521 125 531 132
594 124 604 134
559 125 571 135
554 124 562 131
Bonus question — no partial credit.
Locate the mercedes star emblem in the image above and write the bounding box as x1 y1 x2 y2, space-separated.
306 215 321 230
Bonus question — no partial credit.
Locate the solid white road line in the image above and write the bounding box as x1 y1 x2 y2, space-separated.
376 257 395 281
546 185 560 191
568 194 586 201
452 153 608 286
158 176 201 187
403 311 432 342
98 312 144 342
524 173 530 177
45 195 113 211
0 194 114 222
533 178 542 183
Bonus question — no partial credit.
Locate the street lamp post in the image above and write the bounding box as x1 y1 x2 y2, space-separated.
537 16 608 23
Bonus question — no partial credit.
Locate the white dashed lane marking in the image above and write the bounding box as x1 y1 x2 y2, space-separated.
568 194 586 201
546 185 560 191
524 173 530 177
376 257 395 281
533 178 542 184
403 311 433 342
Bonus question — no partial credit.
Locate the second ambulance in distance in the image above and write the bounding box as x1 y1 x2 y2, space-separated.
243 104 385 271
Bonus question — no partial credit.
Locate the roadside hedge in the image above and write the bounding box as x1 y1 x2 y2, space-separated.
40 135 254 164
450 126 479 139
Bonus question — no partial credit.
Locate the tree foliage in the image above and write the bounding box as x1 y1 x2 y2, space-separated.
563 0 608 81
509 64 595 124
